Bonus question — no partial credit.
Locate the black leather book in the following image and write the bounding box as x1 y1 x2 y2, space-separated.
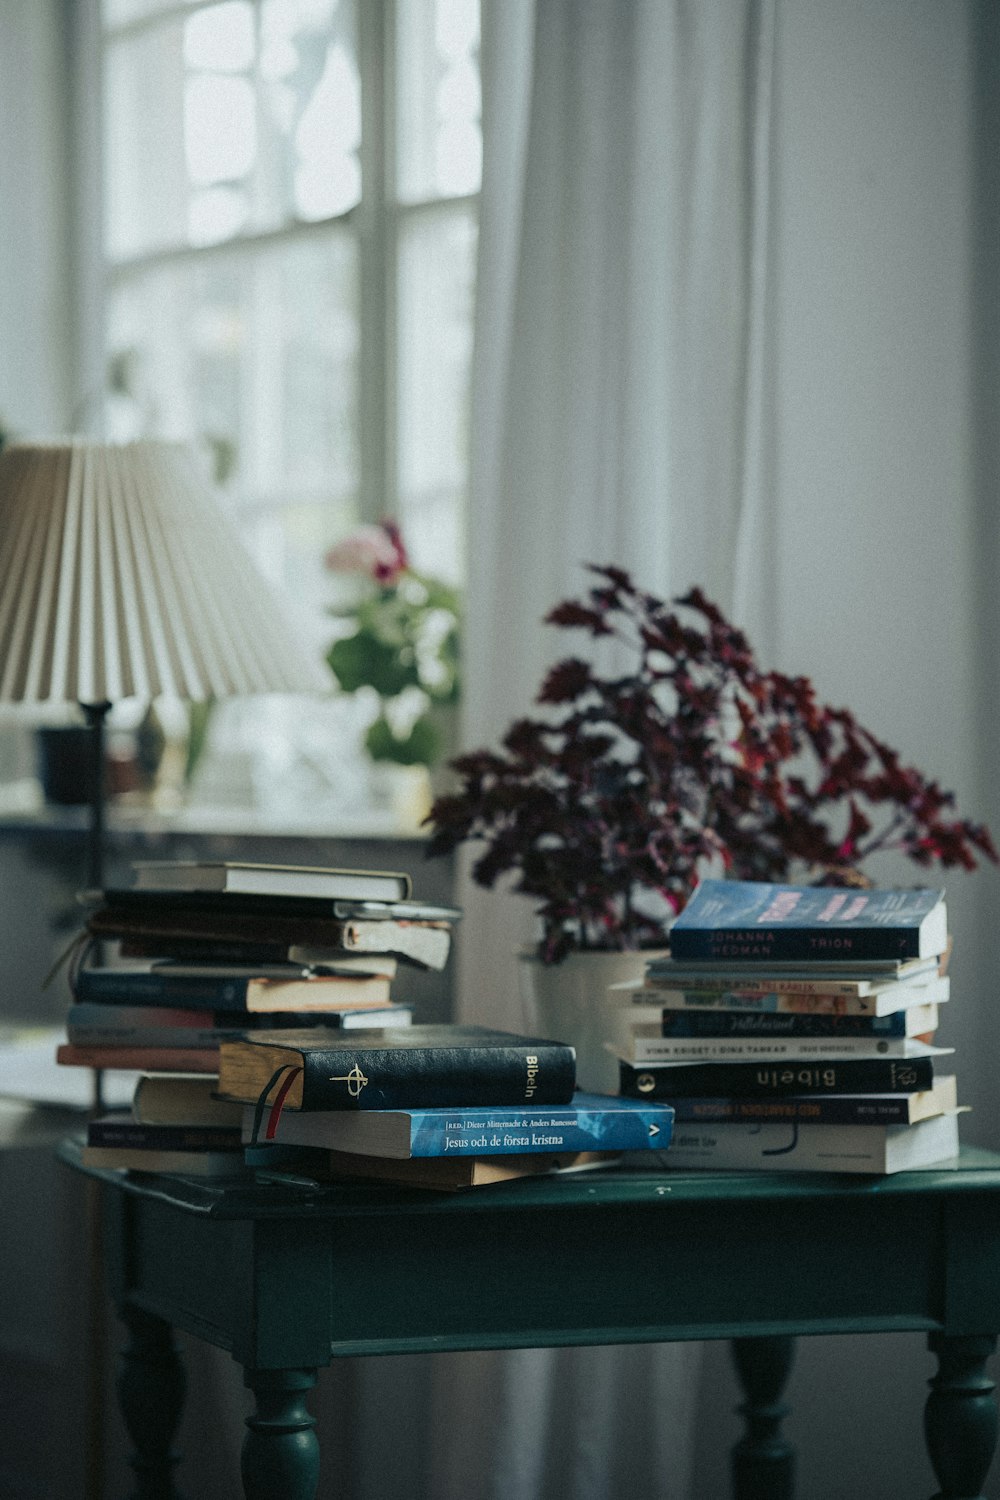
217 1024 577 1111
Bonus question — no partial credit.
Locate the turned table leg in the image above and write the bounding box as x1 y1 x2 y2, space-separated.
925 1333 998 1500
242 1368 321 1500
117 1305 187 1500
731 1335 796 1500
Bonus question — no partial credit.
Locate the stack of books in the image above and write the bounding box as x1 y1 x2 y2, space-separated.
57 860 453 1174
61 860 675 1187
611 878 961 1174
221 1026 675 1190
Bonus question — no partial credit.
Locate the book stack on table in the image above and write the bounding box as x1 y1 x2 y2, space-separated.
221 1029 675 1190
56 860 454 1176
610 878 961 1175
60 861 675 1188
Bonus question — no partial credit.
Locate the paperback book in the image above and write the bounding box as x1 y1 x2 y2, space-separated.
639 954 944 992
652 1004 940 1039
658 1110 960 1175
632 975 949 1018
668 1074 958 1127
667 879 948 963
610 1035 950 1066
243 1092 674 1157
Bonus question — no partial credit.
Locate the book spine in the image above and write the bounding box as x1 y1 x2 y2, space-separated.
86 1121 241 1151
656 1010 918 1038
669 1094 928 1125
75 968 255 1009
651 989 884 1015
620 1036 935 1064
618 1055 936 1099
667 927 926 963
646 976 872 997
651 989 926 1018
299 1042 577 1110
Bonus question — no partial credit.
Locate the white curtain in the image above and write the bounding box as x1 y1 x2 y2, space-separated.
414 5 779 1499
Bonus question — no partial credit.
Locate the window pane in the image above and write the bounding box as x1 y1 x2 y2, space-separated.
396 0 481 204
102 0 177 24
105 230 360 607
104 0 360 260
396 205 476 580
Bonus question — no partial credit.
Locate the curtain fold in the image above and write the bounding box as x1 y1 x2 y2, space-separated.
433 4 779 1497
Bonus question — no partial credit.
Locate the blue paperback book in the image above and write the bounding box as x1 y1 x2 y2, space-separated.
243 1091 674 1158
668 880 948 963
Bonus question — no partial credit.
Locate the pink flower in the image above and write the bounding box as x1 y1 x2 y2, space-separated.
325 520 410 585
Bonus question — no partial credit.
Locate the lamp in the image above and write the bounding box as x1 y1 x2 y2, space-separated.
0 438 329 887
0 437 330 1500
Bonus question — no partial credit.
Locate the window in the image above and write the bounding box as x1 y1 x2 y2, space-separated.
100 0 480 629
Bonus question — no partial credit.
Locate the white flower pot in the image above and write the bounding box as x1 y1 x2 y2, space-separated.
518 948 666 1095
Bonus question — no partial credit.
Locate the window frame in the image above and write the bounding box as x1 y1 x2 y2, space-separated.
88 0 480 549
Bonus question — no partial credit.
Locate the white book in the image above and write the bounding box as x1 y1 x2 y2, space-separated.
658 1110 961 1174
131 861 412 903
608 1035 953 1065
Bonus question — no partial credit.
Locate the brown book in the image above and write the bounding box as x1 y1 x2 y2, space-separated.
133 1074 241 1126
270 1149 621 1191
57 1044 219 1074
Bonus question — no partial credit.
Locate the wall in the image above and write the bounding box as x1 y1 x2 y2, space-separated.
0 0 74 438
693 3 1000 1496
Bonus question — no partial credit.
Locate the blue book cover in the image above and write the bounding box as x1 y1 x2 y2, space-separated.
243 1091 674 1157
668 880 947 963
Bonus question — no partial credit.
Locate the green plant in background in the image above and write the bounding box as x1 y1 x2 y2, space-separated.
325 520 460 767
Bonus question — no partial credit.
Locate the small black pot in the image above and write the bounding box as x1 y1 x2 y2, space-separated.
36 726 96 806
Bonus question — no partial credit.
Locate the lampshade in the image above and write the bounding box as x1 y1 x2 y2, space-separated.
0 439 329 703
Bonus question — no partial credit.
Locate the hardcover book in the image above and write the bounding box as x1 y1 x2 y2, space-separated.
57 1043 219 1073
86 1114 241 1153
66 1001 414 1049
217 1024 578 1111
80 1145 250 1177
131 861 412 903
243 1092 674 1157
653 1003 940 1038
86 898 456 970
668 879 948 963
619 1053 937 1100
659 1111 960 1175
669 1074 958 1127
132 1074 243 1126
73 966 395 1013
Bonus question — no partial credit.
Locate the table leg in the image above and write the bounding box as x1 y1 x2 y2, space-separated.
241 1368 320 1500
731 1335 796 1500
925 1333 998 1499
117 1304 187 1500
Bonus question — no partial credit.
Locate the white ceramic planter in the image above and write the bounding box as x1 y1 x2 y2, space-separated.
518 947 665 1095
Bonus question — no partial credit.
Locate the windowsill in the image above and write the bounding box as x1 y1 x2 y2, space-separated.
0 779 432 841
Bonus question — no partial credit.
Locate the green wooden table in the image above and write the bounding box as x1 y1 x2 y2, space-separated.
59 1140 1000 1500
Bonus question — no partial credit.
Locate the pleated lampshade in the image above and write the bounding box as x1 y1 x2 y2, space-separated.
0 439 329 703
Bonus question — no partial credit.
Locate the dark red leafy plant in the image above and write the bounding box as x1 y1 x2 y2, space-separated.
425 566 997 963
